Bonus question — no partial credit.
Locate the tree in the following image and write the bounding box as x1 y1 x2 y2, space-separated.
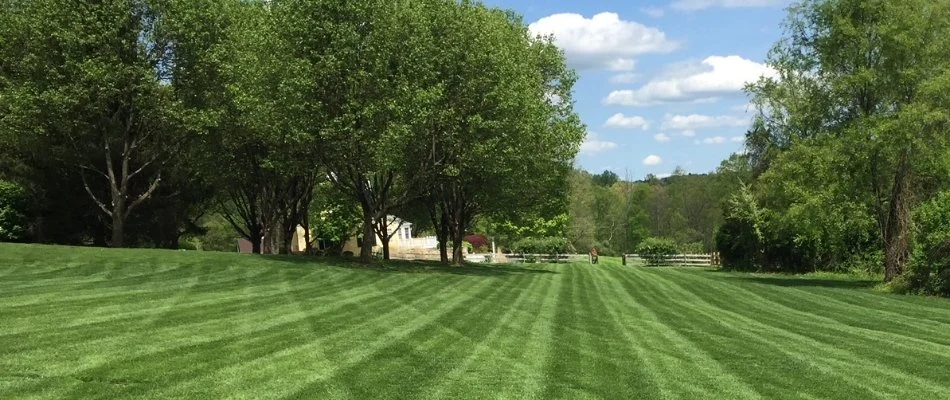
423 4 584 264
746 0 950 280
592 170 619 187
0 0 232 247
274 0 443 262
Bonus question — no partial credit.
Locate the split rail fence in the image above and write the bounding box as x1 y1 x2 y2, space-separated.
622 253 721 267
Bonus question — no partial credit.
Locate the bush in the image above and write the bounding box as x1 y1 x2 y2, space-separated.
678 242 704 254
904 192 950 297
636 237 678 266
0 180 30 242
509 237 571 255
464 234 490 252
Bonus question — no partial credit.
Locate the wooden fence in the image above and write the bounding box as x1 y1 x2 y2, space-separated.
622 253 720 267
506 253 592 264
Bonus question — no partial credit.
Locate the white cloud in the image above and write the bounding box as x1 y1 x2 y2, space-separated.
701 136 728 144
641 7 666 18
662 114 750 131
607 58 637 72
605 113 650 130
603 55 776 106
643 155 663 166
654 133 672 143
528 12 678 70
731 136 745 142
680 130 696 137
580 132 619 154
671 0 786 11
656 173 673 179
609 73 638 84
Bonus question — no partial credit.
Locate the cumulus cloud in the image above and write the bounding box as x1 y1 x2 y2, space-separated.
605 113 650 130
609 73 638 84
603 55 776 106
700 136 728 144
643 155 663 166
654 133 672 143
662 114 750 131
607 58 637 72
731 136 745 142
680 130 696 137
671 0 787 11
580 132 619 154
641 7 666 18
528 13 677 70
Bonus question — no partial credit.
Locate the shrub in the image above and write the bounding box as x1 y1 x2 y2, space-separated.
0 180 30 242
636 237 678 266
904 192 950 297
464 234 490 252
509 237 571 255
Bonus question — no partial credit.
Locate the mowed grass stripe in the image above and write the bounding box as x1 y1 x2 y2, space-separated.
2 244 950 399
0 270 448 394
641 268 950 398
591 266 762 399
667 269 950 354
661 269 950 387
0 269 426 359
616 267 879 399
49 274 473 399
419 270 562 399
640 269 927 398
270 271 518 399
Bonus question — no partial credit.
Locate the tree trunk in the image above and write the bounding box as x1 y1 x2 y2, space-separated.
359 212 374 263
438 209 450 264
451 230 465 265
250 225 263 254
381 234 391 260
884 152 912 282
111 210 125 248
303 219 312 255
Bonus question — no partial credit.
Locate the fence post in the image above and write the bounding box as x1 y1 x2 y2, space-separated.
622 254 627 266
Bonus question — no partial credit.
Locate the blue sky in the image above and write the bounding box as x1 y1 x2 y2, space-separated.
482 0 791 179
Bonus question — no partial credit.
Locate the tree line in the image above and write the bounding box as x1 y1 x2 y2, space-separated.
562 158 748 257
0 0 584 264
717 0 950 296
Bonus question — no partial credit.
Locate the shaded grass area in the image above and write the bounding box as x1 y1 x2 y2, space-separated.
1 244 949 399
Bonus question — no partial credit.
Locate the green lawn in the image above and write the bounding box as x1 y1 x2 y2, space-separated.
2 244 949 399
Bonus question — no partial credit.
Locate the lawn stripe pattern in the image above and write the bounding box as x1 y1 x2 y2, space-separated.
1 244 949 399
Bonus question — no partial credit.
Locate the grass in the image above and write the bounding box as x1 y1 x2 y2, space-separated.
2 244 950 399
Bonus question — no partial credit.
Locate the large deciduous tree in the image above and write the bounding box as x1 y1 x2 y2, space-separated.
424 4 584 264
746 0 950 280
0 0 231 247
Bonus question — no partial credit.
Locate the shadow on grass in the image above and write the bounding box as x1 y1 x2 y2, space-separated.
723 274 878 290
258 254 558 277
748 277 878 289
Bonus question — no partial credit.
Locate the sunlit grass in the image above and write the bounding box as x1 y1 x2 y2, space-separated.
1 243 949 399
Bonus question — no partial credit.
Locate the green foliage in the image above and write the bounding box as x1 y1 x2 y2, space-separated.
509 237 571 256
185 214 239 252
903 191 950 296
0 180 29 242
591 170 619 187
716 183 765 271
740 0 950 284
635 237 678 266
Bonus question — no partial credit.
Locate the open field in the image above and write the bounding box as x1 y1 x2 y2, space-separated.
2 244 950 399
